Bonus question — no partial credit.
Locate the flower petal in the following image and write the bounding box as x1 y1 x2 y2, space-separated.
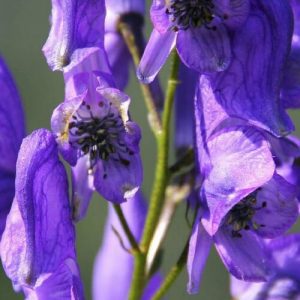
214 226 269 281
137 29 176 84
202 126 275 235
0 129 83 295
206 0 294 136
150 0 171 34
187 213 212 294
94 151 143 203
176 24 231 73
24 259 84 300
105 32 131 90
71 156 94 222
43 0 106 71
0 56 25 173
254 174 298 238
214 0 250 28
281 49 300 109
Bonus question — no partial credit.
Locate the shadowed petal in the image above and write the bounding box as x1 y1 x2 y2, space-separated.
214 226 269 281
43 0 106 71
187 213 212 294
137 29 177 84
175 63 198 155
281 49 300 109
254 174 298 239
71 156 94 222
105 33 131 90
207 0 294 136
176 24 231 73
0 56 25 173
214 0 250 28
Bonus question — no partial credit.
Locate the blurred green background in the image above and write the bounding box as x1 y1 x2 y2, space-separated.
0 1 299 299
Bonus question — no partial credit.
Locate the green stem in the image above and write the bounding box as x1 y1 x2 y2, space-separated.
151 240 189 300
118 22 162 134
128 51 180 300
113 204 141 254
141 51 180 251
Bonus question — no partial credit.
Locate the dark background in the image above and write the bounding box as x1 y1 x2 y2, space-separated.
0 1 299 299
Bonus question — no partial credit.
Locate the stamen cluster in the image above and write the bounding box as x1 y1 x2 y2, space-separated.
166 0 215 30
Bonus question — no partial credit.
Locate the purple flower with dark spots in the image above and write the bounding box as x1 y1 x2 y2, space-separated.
93 192 161 299
186 74 299 293
138 0 251 83
231 234 300 300
0 129 84 299
51 69 142 207
0 56 25 239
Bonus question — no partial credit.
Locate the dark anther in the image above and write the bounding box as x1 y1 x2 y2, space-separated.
226 191 267 238
167 0 215 31
69 103 133 168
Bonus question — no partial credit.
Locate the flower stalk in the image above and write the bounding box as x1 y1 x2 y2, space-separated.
118 21 163 135
128 50 180 300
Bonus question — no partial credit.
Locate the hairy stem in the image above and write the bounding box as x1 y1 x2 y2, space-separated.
128 51 180 300
112 204 141 254
118 21 162 134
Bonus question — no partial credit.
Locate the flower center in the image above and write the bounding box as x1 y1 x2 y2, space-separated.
166 0 215 31
69 101 133 172
226 191 267 238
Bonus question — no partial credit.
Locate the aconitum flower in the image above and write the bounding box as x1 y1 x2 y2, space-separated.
0 129 84 299
51 67 143 206
231 234 300 300
0 56 25 239
138 0 251 83
187 74 299 293
43 0 143 219
93 192 161 299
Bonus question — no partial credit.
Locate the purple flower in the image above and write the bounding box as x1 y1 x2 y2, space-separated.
231 234 300 300
186 75 299 293
93 192 161 299
51 68 143 208
43 0 143 218
42 0 106 71
0 56 25 239
138 0 251 83
0 129 84 299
